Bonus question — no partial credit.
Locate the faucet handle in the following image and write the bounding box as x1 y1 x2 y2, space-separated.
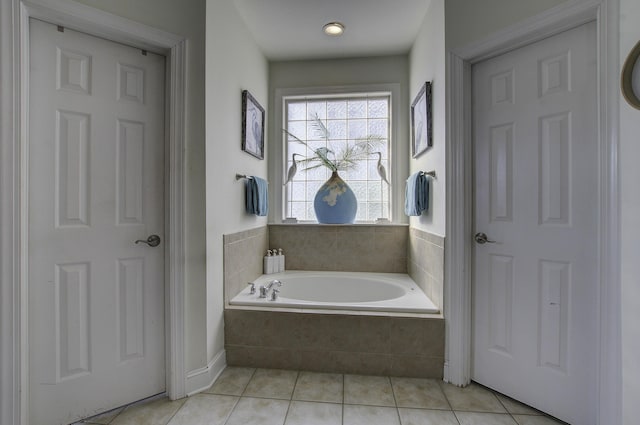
259 285 268 298
247 282 256 294
270 288 280 301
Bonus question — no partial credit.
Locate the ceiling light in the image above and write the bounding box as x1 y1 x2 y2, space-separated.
323 22 345 36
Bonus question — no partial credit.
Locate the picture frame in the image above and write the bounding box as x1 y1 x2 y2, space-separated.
411 81 433 158
241 90 265 159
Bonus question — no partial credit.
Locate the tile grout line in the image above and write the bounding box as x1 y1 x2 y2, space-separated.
220 395 241 425
388 376 403 425
342 373 345 425
280 369 301 425
493 389 521 424
222 367 258 425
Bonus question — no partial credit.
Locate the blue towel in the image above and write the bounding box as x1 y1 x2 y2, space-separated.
245 176 268 216
405 172 429 216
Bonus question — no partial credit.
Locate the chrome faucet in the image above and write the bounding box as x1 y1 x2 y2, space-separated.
259 279 282 298
271 288 280 301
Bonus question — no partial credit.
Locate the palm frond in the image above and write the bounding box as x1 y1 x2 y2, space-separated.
282 114 385 174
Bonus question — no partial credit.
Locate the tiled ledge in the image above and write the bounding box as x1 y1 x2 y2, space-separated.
268 223 409 227
224 304 444 320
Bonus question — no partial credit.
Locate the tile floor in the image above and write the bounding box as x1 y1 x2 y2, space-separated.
77 367 567 425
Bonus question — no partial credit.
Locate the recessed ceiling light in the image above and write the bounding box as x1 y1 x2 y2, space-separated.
323 22 345 36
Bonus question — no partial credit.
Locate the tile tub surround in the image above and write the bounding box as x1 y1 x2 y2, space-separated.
268 224 408 273
223 226 269 304
407 227 444 310
224 309 445 378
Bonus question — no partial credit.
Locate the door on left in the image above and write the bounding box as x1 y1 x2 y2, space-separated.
28 19 166 425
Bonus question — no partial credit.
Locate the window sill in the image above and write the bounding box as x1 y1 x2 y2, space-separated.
268 222 408 227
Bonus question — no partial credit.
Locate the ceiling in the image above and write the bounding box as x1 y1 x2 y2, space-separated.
233 0 431 61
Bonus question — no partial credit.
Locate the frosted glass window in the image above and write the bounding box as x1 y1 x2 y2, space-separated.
283 94 391 222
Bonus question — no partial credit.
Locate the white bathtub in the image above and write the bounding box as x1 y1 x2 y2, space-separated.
229 271 439 314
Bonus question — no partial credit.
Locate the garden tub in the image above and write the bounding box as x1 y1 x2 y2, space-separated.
229 270 439 314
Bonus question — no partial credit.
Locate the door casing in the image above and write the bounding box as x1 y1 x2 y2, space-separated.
444 0 621 424
1 0 188 423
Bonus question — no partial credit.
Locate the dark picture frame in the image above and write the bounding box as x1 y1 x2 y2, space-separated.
411 81 433 158
241 90 265 159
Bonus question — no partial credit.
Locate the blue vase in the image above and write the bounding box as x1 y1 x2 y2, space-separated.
314 171 357 224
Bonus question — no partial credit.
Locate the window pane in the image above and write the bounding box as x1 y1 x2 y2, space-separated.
368 99 388 118
327 101 347 119
368 119 388 138
327 120 347 139
348 100 366 118
348 120 367 139
287 121 306 140
307 102 326 120
288 102 307 121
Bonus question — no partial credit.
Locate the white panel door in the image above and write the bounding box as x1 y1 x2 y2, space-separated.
472 22 598 425
29 19 166 425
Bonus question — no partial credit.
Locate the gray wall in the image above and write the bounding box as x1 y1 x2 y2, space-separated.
409 0 446 237
205 0 269 362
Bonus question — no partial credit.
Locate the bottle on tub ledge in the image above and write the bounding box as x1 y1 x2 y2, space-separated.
277 248 285 272
264 250 275 274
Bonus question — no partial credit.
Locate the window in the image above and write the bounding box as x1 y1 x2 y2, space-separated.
283 93 391 222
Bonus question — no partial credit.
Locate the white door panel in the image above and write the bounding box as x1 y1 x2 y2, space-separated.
29 19 166 425
472 22 597 425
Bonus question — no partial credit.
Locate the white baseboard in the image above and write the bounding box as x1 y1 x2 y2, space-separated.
185 350 226 396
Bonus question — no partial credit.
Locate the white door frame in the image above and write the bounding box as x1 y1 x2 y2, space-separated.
444 0 621 423
0 0 188 423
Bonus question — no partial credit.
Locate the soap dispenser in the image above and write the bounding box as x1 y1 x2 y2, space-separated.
264 250 274 274
278 248 285 272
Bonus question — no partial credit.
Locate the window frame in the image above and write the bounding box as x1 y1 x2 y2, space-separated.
271 84 405 224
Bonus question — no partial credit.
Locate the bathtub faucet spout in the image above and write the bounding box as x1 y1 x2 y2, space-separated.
259 279 283 298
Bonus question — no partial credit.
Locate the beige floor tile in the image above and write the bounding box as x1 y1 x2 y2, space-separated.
166 394 238 425
441 382 506 413
496 394 544 415
513 415 567 425
343 405 400 425
75 407 125 424
204 367 255 396
225 397 290 425
391 377 450 409
292 372 343 403
344 375 395 407
110 397 186 425
284 401 342 425
243 368 298 399
455 411 518 425
398 408 459 425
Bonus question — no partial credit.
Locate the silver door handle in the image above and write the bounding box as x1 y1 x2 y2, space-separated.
135 234 161 247
474 232 496 244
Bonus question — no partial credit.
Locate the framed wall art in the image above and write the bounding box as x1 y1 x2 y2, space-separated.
411 81 433 158
241 89 265 159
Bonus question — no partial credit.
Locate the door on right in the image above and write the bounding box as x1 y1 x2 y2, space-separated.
472 22 597 425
